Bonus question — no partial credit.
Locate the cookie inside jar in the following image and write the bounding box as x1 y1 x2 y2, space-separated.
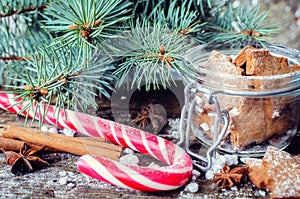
192 45 300 153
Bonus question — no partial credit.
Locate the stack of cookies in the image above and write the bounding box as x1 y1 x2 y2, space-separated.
194 46 300 150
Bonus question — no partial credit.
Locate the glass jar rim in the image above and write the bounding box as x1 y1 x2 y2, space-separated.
184 42 300 97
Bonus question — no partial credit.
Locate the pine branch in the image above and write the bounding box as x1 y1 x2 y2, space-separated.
0 8 52 87
43 0 132 47
132 0 213 19
102 20 197 91
0 0 52 58
132 0 165 18
0 4 47 18
193 0 213 17
5 44 115 124
148 0 204 35
199 3 280 47
0 56 26 61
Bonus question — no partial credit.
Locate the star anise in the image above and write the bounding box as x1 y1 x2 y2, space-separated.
132 103 166 132
1 143 49 175
213 165 248 189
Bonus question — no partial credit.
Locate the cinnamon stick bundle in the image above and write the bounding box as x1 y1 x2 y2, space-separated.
0 125 123 161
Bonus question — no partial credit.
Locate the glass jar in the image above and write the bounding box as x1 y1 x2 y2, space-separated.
178 43 300 170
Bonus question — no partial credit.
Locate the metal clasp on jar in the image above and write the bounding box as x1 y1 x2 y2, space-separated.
178 82 229 172
178 79 300 171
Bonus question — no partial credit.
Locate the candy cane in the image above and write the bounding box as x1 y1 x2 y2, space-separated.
0 93 193 191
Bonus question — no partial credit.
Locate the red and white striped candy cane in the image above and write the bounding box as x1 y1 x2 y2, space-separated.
0 93 193 191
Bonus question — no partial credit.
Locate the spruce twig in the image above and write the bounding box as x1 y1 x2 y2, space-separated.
0 1 52 87
43 0 132 46
0 4 47 18
103 20 197 91
148 0 204 35
4 44 114 124
200 4 280 47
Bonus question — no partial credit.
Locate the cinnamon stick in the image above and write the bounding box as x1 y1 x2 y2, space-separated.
1 125 123 161
0 137 60 152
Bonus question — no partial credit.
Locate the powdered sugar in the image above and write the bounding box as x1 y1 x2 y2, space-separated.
264 147 300 198
119 154 139 165
245 146 300 198
166 118 181 139
205 153 239 180
185 182 199 193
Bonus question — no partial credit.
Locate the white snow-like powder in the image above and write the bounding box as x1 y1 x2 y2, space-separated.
40 125 49 132
63 128 76 137
272 110 280 119
147 162 160 169
192 169 201 177
48 127 58 134
167 118 180 139
119 154 139 166
204 153 239 180
123 148 134 155
185 182 199 193
200 123 210 131
58 177 68 185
